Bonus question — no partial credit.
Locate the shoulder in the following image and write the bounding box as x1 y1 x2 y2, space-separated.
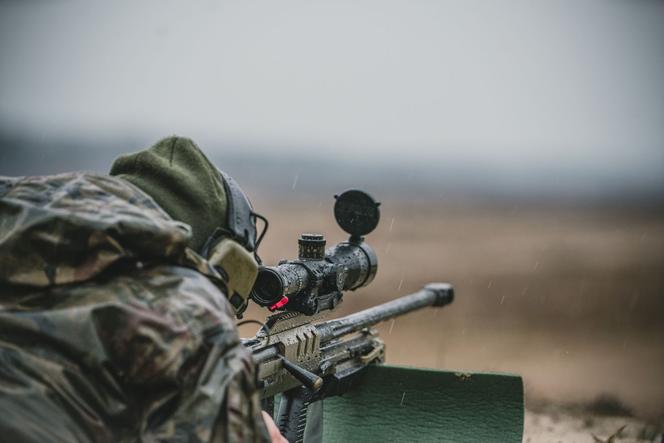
0 172 194 287
73 262 236 339
27 262 239 384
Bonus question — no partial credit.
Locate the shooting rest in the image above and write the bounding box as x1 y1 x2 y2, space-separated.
285 365 524 443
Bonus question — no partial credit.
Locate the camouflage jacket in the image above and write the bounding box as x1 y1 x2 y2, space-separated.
0 173 270 443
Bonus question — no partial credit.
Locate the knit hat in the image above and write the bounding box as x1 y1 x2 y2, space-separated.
110 136 227 252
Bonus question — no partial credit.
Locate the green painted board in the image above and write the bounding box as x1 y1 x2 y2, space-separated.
321 365 523 443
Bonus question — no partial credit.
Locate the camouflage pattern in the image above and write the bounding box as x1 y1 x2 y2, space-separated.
0 172 270 442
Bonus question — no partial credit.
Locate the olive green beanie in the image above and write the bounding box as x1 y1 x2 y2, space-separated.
110 136 227 252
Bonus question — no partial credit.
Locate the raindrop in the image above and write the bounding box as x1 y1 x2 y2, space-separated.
397 277 404 291
487 280 493 289
389 217 395 232
291 172 299 190
500 295 505 305
400 392 406 406
628 291 640 311
388 319 396 335
532 261 539 271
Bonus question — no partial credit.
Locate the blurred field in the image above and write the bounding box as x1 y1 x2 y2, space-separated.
239 197 664 425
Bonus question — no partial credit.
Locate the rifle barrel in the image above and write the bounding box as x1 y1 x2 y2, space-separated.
316 283 453 341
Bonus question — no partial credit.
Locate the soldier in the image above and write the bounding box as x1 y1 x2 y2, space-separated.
0 137 286 442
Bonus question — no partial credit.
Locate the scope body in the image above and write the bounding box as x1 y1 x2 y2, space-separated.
250 239 377 315
250 189 380 315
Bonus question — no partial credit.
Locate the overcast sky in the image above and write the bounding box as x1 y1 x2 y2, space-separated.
1 1 663 189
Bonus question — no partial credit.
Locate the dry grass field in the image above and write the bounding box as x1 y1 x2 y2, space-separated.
239 196 664 441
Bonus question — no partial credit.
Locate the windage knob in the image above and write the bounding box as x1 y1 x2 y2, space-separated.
298 233 326 260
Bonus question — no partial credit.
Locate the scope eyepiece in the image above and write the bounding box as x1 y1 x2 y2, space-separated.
250 267 285 307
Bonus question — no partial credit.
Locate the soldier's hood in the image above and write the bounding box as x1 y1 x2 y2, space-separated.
0 172 196 287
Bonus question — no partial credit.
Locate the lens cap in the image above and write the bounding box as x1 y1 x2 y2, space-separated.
334 190 380 238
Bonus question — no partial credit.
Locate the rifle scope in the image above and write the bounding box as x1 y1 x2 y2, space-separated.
250 190 380 315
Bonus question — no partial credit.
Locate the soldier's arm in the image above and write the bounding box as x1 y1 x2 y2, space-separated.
94 265 271 442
